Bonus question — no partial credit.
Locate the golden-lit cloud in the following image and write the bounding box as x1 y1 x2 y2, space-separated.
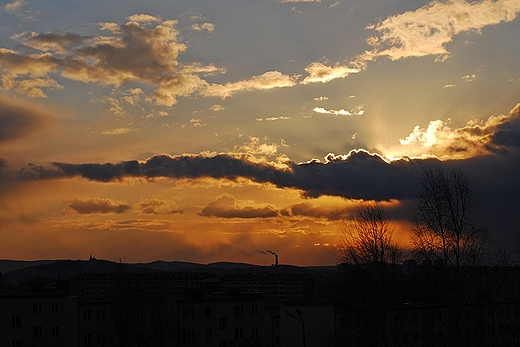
191 22 215 32
0 17 224 106
199 194 279 218
363 0 520 61
301 62 362 84
4 0 25 13
313 105 364 116
385 103 520 159
101 128 133 135
202 70 297 98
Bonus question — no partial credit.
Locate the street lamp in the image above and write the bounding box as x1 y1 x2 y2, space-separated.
286 308 306 347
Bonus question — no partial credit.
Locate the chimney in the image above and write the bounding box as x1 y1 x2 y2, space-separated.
275 254 279 266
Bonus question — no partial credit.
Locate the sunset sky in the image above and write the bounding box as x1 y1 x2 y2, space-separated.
1 0 519 266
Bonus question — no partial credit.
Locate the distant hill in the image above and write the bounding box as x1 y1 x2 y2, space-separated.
0 258 337 286
0 260 58 274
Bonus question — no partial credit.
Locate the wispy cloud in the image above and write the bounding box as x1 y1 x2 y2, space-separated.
202 71 297 98
313 105 364 116
133 198 183 215
66 197 130 214
302 62 362 84
191 22 215 32
362 0 520 62
4 0 25 13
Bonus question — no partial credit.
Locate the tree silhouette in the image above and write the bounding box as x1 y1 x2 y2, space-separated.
340 201 402 268
411 165 489 347
339 201 404 347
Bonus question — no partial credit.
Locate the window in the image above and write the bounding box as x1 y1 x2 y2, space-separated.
251 305 258 316
205 329 213 341
12 339 23 347
252 326 259 338
96 309 105 321
411 312 418 323
33 326 43 339
235 327 244 339
52 302 60 314
52 326 61 339
84 310 92 322
182 330 195 343
32 302 42 314
219 317 228 329
219 340 228 347
97 333 106 346
339 316 348 327
12 315 22 327
205 306 212 318
182 307 195 319
84 333 92 346
234 305 244 317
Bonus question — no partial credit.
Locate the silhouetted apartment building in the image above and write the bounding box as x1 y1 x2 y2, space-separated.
0 290 78 346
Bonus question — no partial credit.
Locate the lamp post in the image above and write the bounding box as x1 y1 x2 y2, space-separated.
286 308 306 347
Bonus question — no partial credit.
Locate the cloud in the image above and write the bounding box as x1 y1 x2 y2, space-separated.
191 22 215 32
0 96 51 143
101 127 132 135
66 198 130 214
210 104 224 111
199 194 278 218
202 71 297 99
389 103 520 159
5 0 25 13
10 103 520 203
313 105 364 116
133 198 183 215
0 17 224 106
281 201 353 220
16 150 422 201
362 0 520 62
301 62 362 84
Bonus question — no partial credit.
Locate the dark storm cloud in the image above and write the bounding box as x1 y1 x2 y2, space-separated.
18 151 425 201
66 198 130 214
0 96 49 143
199 195 278 219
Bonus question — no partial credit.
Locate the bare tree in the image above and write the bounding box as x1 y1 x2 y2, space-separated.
341 201 402 267
339 201 403 347
411 166 488 278
411 165 489 347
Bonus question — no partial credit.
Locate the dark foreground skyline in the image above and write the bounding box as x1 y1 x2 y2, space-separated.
1 0 519 266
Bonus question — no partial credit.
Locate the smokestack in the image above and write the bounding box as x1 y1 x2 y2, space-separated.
275 253 278 267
